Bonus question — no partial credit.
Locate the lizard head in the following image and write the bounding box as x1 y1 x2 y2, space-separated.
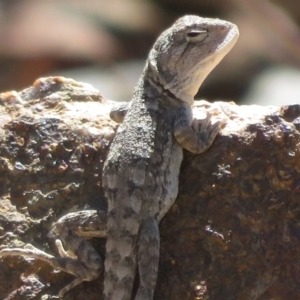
148 15 239 105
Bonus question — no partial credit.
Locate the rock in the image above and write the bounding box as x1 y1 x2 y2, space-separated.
0 77 299 300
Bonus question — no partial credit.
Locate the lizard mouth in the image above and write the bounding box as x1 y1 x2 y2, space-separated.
215 24 239 54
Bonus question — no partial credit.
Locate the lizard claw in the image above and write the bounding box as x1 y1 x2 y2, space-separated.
192 112 226 134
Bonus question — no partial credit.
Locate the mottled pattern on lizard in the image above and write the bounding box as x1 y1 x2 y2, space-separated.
0 15 239 299
102 15 239 300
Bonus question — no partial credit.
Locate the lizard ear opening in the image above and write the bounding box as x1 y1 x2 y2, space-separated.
185 30 208 43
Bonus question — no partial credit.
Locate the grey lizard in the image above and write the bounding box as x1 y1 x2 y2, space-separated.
102 14 238 300
0 15 239 299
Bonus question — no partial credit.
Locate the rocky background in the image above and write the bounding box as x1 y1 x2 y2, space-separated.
0 77 300 299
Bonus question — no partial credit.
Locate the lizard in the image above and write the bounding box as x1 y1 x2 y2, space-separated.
0 15 239 299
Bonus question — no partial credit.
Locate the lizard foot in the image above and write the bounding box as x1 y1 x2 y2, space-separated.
192 112 226 144
0 210 106 298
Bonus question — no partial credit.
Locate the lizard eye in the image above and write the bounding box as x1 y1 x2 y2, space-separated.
185 30 208 43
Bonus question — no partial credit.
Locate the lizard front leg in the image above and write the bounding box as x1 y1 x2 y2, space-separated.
109 101 130 124
0 209 106 298
174 105 225 154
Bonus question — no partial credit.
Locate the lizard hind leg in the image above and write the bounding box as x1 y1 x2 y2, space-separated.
55 239 77 259
45 226 104 297
0 241 102 297
0 217 104 297
54 222 103 280
135 218 160 300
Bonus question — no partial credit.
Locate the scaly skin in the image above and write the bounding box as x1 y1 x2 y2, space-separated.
102 15 239 300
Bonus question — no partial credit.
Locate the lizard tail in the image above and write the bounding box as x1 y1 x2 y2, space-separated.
103 210 140 300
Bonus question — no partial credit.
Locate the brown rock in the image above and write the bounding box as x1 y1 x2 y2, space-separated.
0 77 300 300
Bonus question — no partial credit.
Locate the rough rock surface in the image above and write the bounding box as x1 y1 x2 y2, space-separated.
0 77 300 300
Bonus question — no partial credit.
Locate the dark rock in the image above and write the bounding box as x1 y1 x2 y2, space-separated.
0 78 299 300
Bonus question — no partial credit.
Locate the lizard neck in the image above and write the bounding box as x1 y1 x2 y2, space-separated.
139 61 194 107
